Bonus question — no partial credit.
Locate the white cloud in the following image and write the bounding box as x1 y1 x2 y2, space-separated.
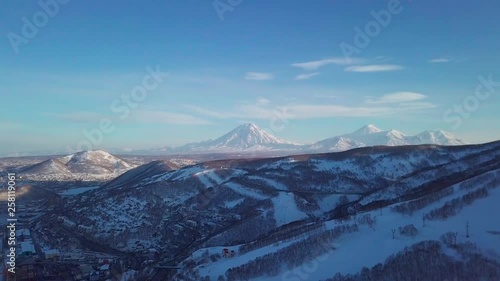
291 57 366 71
373 56 393 63
294 72 320 80
46 111 105 123
313 94 337 99
364 92 427 104
344 64 404 72
184 105 233 119
284 104 392 118
397 102 436 109
131 110 211 125
256 98 271 106
187 97 435 121
48 110 210 125
429 58 450 63
244 72 274 80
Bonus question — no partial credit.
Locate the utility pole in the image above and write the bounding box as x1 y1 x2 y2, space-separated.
466 222 470 238
452 232 458 245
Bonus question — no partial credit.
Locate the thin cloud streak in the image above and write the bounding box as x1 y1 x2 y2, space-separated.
291 57 366 71
131 110 211 125
47 110 210 125
344 64 404 72
187 95 436 121
294 72 320 80
45 111 105 123
429 58 450 63
364 92 427 104
244 72 274 80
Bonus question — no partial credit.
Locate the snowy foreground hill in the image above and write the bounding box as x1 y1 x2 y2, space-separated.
38 141 500 280
20 150 137 181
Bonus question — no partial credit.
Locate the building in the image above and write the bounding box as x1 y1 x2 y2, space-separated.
89 271 100 281
16 229 31 241
44 249 61 261
19 241 36 257
62 252 85 263
77 225 92 234
99 264 110 278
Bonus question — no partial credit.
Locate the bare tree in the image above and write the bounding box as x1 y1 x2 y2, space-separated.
337 195 349 207
392 228 396 239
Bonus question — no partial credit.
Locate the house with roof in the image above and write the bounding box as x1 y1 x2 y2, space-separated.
44 249 61 261
19 241 36 257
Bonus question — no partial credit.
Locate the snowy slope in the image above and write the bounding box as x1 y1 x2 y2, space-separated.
149 123 468 155
310 125 467 152
409 130 467 145
180 169 500 281
21 150 137 181
168 123 302 153
34 141 500 280
308 137 366 152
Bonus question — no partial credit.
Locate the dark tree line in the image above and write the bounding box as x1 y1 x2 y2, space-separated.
425 187 490 220
294 193 321 212
226 223 360 281
324 240 500 281
398 224 418 238
459 171 499 192
391 186 454 216
239 222 324 255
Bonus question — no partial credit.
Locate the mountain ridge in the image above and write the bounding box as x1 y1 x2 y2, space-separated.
20 150 137 181
150 123 467 155
41 140 500 280
3 124 470 157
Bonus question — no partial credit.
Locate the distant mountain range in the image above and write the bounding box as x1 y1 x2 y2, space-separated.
2 124 468 158
307 124 466 153
143 123 467 155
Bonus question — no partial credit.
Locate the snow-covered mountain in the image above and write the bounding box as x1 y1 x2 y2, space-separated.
409 130 467 145
309 124 466 152
162 123 302 154
308 136 367 152
342 124 408 146
40 141 500 280
21 150 137 181
2 124 470 157
148 123 467 155
207 122 294 148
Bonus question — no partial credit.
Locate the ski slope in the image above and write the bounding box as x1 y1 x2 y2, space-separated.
187 178 500 280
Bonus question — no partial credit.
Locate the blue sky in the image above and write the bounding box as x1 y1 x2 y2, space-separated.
1 0 499 155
